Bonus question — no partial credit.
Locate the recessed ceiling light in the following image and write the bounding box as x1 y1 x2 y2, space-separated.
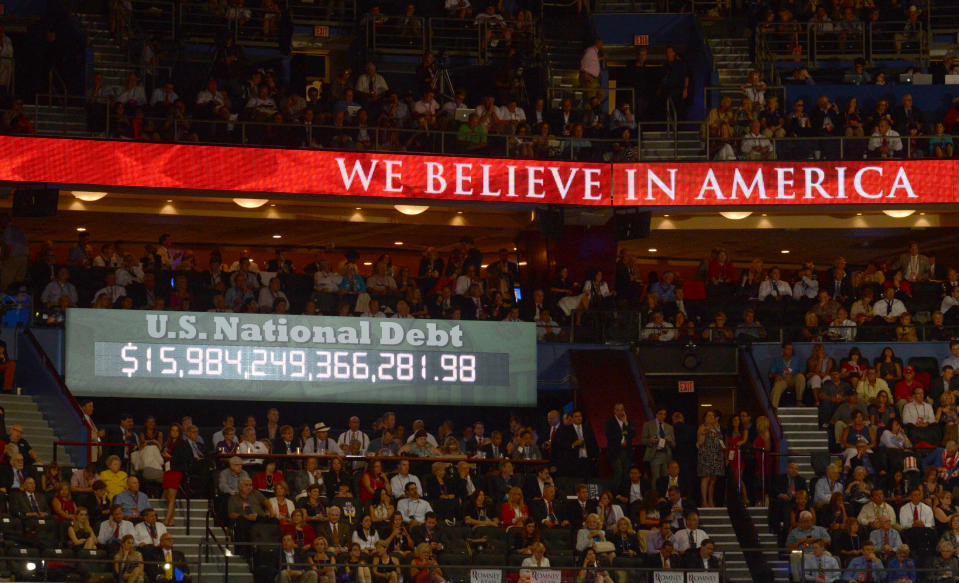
648 248 658 252
856 212 862 216
166 199 173 203
781 249 790 254
72 191 108 202
394 205 429 215
719 211 752 220
481 264 488 269
233 198 269 209
761 213 767 216
663 214 669 217
76 227 86 232
920 212 926 216
394 241 404 246
882 209 916 218
355 207 362 210
457 211 463 215
272 235 282 239
518 261 528 266
362 261 373 266
270 203 276 207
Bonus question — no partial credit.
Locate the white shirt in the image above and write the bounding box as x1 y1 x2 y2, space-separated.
150 88 179 106
133 521 167 546
792 276 819 300
898 501 933 528
741 131 773 156
405 432 439 447
758 279 791 301
93 285 126 305
670 528 708 553
901 400 935 426
238 440 269 465
302 437 341 455
196 89 228 108
116 265 144 287
580 45 601 77
872 298 906 318
498 106 526 122
868 129 903 153
941 295 959 314
336 429 370 453
396 497 432 523
641 322 676 342
116 85 147 105
355 73 389 97
314 271 343 293
829 319 857 341
257 288 288 311
390 473 422 498
413 99 439 116
97 519 136 545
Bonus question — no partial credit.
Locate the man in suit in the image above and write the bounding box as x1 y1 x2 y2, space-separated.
273 533 316 583
553 410 599 478
565 483 598 531
530 484 569 528
0 453 35 494
604 403 637 487
479 431 507 459
892 241 931 282
655 461 690 500
11 477 49 520
411 512 447 558
549 98 581 136
519 289 550 323
523 466 553 503
659 486 697 531
641 409 674 483
456 284 488 320
539 409 561 459
770 462 807 534
463 422 489 454
684 539 722 578
647 540 677 569
146 533 192 582
104 413 139 465
317 506 351 554
616 466 652 520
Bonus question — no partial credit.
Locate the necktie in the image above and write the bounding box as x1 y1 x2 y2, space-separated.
818 558 823 578
547 501 555 522
913 505 919 525
664 558 669 568
772 282 779 296
16 470 22 483
148 523 156 540
883 530 888 547
114 523 120 539
659 423 665 438
29 494 38 513
688 530 694 549
866 559 872 581
887 300 893 315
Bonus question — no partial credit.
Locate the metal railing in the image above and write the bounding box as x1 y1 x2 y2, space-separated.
757 21 928 68
704 132 956 161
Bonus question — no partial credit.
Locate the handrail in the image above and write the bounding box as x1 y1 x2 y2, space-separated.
23 328 94 464
217 452 549 465
51 440 130 464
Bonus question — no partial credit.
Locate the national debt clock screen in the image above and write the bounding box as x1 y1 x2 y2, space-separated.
66 309 537 406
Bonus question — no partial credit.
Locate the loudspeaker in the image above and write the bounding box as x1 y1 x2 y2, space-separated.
538 206 565 239
12 188 59 218
613 209 651 241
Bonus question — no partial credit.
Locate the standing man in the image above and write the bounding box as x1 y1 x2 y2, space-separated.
553 410 599 479
604 403 636 486
0 214 27 292
641 408 674 483
579 38 604 101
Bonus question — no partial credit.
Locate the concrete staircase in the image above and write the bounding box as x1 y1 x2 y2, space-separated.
0 394 76 467
708 38 753 86
640 128 706 160
149 497 254 583
697 507 751 583
747 506 790 583
76 12 135 89
777 406 829 479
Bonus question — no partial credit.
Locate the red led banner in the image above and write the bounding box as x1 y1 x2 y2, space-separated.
0 136 609 206
1 136 958 208
611 160 959 206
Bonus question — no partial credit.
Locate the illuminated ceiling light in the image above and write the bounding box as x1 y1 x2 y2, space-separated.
394 204 429 216
362 261 373 266
72 191 108 202
856 212 863 216
882 209 916 218
761 213 767 216
481 264 488 269
663 214 670 217
394 241 404 246
270 203 276 207
356 207 362 210
233 198 269 209
919 212 926 216
780 249 790 254
272 234 282 239
518 261 528 266
166 199 173 203
719 211 752 220
76 227 86 232
648 248 658 252
457 211 463 214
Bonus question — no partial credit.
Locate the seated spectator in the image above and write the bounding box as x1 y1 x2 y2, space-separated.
769 342 806 408
133 508 166 547
786 510 830 551
741 120 774 159
671 510 708 554
857 368 891 405
902 387 938 444
576 513 607 553
814 464 844 508
640 310 676 342
843 541 883 582
114 476 151 521
868 119 903 159
899 488 934 529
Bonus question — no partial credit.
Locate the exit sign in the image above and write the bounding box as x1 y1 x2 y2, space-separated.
678 380 694 393
633 34 649 46
314 25 330 38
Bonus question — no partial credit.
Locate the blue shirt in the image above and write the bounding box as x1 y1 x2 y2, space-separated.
769 356 800 378
802 553 840 582
649 281 676 302
339 274 367 293
886 557 915 583
814 477 844 506
114 490 151 518
844 556 886 583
